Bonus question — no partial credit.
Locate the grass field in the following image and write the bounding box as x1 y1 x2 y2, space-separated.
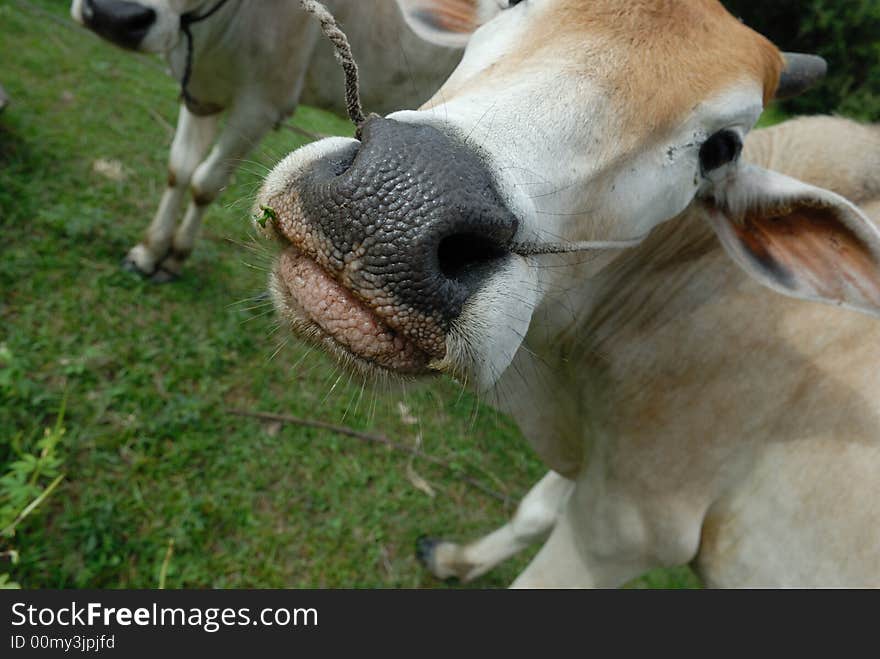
0 0 700 588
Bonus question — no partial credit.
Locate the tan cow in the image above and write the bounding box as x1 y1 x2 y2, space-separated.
70 0 463 281
257 0 880 587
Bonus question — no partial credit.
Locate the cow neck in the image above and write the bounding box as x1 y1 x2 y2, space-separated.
178 0 231 116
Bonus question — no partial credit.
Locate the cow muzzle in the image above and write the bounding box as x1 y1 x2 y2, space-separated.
258 116 519 377
81 0 157 51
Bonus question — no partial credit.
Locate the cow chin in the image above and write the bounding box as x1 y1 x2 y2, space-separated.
437 256 538 392
258 137 539 393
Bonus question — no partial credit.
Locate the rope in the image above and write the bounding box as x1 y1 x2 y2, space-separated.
511 235 648 257
179 0 231 112
299 0 367 136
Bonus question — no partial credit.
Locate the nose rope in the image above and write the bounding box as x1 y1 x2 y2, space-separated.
179 0 231 113
299 0 367 138
511 236 647 257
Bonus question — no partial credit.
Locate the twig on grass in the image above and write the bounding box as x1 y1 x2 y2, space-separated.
228 409 513 505
145 106 175 139
158 538 175 590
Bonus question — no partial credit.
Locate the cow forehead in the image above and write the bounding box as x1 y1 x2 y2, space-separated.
441 0 782 136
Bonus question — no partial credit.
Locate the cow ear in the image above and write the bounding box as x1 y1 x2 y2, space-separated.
395 0 481 48
702 164 880 317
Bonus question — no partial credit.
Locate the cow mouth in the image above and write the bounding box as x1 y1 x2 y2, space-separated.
271 247 435 377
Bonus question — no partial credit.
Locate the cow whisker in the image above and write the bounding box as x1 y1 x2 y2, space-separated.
266 337 290 365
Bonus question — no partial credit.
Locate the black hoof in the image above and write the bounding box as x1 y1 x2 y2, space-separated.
121 257 152 279
415 535 440 568
150 267 180 284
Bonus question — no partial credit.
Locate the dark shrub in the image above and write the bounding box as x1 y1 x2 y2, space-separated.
722 0 880 120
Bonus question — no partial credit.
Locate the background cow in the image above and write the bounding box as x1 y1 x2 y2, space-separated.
257 0 880 587
70 0 464 281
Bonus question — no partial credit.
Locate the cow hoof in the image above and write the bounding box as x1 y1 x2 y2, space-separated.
123 244 160 279
150 267 180 284
415 535 440 568
416 536 460 582
121 256 153 279
150 250 189 284
416 536 468 583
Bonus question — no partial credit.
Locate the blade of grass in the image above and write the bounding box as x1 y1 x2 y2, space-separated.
2 473 65 538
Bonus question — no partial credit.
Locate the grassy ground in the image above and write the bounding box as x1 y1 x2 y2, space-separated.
0 0 699 588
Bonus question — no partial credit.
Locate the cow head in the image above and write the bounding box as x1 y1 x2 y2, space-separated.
70 0 208 53
257 0 880 392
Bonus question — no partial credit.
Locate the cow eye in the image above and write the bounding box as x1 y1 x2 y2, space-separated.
699 130 743 174
507 0 526 7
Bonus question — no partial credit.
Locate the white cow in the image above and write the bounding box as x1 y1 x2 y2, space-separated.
70 0 463 281
256 0 880 588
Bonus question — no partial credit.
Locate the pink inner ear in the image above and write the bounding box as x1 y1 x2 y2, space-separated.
732 206 880 308
413 0 478 33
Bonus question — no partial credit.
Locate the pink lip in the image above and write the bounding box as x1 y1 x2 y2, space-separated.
274 247 432 375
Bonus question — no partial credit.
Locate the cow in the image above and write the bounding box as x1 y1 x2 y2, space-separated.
69 0 463 281
255 0 880 588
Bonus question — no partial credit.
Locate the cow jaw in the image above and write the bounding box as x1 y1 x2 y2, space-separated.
439 254 539 391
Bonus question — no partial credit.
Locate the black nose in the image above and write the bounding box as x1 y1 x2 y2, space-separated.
296 117 518 328
82 0 157 50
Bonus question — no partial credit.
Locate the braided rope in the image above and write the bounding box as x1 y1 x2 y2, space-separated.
300 0 367 135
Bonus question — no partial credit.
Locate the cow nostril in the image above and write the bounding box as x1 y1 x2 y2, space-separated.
437 233 508 282
327 144 358 177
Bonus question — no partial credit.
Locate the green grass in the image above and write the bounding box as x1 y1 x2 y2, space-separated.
756 103 790 128
0 0 698 589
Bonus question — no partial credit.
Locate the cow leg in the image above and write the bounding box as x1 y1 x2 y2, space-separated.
151 103 275 282
125 106 219 278
511 465 703 588
695 438 880 588
417 471 574 582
